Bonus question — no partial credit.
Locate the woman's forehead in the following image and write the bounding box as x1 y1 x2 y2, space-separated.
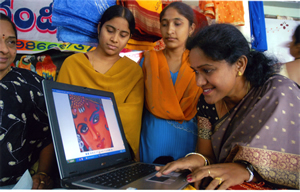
103 17 130 32
0 20 15 36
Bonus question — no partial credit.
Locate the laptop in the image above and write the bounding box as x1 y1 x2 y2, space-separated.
42 80 189 189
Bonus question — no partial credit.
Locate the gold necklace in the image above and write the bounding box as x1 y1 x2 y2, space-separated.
223 81 251 115
223 100 230 114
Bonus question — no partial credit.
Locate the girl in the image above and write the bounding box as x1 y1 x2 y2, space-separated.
139 2 202 164
57 5 144 160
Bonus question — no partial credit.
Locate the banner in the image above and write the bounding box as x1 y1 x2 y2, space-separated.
3 0 143 81
0 0 95 54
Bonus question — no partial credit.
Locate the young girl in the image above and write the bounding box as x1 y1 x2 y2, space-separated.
139 2 202 164
57 5 144 160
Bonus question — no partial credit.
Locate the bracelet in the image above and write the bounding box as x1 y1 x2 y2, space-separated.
234 160 254 182
245 166 254 182
37 172 48 177
185 152 210 166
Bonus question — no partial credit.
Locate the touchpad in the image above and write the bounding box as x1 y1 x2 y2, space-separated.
146 172 182 184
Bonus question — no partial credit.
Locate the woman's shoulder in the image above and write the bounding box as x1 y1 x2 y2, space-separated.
9 68 44 92
258 74 300 101
12 67 44 81
264 74 299 90
64 52 85 61
121 56 143 74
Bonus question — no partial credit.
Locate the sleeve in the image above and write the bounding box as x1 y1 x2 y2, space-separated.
197 94 218 139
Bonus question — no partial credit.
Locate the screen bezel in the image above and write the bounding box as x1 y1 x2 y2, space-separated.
42 80 133 179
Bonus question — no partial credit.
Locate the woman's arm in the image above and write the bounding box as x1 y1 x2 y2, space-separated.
31 143 55 189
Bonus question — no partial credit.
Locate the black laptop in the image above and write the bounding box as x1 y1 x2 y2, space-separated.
42 80 189 189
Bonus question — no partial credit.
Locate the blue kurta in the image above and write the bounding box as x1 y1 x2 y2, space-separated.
139 70 198 163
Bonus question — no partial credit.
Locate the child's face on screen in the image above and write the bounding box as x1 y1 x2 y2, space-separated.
72 98 112 150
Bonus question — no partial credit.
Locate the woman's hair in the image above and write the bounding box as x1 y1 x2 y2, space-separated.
186 23 280 87
293 24 300 45
99 5 135 35
0 13 17 39
159 2 195 27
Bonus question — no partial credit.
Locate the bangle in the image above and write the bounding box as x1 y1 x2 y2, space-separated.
245 166 254 182
185 152 210 166
37 172 48 177
234 160 254 182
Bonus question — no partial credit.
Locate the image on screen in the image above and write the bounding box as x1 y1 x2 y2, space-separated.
68 94 113 152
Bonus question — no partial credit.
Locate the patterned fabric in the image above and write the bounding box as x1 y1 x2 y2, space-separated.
199 1 245 26
0 68 52 186
56 53 144 158
197 75 300 189
197 116 212 140
228 182 274 190
119 0 162 42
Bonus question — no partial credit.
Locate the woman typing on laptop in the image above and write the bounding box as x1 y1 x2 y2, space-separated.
155 24 300 189
0 13 55 189
57 5 144 161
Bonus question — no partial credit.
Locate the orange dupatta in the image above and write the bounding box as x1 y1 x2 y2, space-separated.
143 50 202 121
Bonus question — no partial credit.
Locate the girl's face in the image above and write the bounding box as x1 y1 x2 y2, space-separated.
0 20 17 72
160 7 194 50
73 100 112 150
98 17 131 56
189 47 239 105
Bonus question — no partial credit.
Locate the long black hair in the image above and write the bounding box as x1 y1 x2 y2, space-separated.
186 23 280 87
293 24 300 45
99 5 135 35
0 13 17 39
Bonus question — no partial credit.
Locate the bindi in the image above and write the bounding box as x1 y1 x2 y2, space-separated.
2 34 4 39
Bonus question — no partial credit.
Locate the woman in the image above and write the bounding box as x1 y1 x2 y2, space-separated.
155 24 300 189
56 5 144 160
139 2 202 164
281 24 300 85
69 95 113 151
0 13 55 189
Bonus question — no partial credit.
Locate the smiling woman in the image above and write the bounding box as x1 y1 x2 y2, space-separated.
56 5 144 161
0 13 55 189
155 23 300 190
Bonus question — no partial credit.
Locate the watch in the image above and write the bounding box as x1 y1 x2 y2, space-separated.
234 160 254 182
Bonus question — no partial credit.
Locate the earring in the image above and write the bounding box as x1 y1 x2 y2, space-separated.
238 71 243 76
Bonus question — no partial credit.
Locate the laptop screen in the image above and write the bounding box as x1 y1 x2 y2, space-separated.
52 88 126 164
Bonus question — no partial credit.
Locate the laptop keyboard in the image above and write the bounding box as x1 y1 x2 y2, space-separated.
84 163 156 188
